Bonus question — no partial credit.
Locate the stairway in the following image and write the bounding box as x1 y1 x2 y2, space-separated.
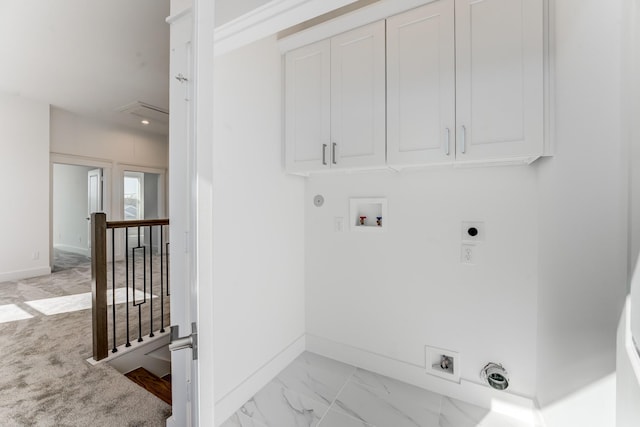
125 367 172 405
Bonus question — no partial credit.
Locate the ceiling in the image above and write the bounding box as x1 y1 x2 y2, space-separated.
0 0 171 136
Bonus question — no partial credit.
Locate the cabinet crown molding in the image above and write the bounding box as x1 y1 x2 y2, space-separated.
278 0 436 52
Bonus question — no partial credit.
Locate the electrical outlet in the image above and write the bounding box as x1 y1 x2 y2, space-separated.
334 217 344 232
461 244 474 264
32 251 39 260
462 221 484 242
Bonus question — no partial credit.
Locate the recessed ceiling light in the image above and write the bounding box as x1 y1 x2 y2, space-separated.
141 120 150 125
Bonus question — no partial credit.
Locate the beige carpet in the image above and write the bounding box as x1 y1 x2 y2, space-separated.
0 251 171 426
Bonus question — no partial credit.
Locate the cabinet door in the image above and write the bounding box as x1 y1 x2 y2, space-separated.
285 39 331 172
331 21 386 169
455 0 543 162
387 1 455 167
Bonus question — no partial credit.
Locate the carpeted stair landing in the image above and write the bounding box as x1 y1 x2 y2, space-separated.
0 258 171 426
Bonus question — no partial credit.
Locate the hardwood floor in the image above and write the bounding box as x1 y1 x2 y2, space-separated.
125 367 172 405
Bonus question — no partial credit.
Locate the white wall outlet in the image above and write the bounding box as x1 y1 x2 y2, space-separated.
462 221 484 242
425 345 461 383
461 244 474 264
32 251 39 260
334 217 344 232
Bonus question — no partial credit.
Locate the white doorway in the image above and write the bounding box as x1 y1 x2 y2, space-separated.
52 163 102 270
124 171 144 221
122 169 165 253
50 154 112 272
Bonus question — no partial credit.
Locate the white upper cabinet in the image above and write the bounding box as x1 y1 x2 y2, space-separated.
386 1 456 167
284 0 546 173
285 21 386 173
330 20 386 169
285 39 331 173
455 0 544 162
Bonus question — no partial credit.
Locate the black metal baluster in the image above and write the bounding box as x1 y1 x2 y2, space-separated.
166 242 170 297
111 228 117 353
137 226 143 342
125 227 130 347
149 225 154 338
160 225 165 333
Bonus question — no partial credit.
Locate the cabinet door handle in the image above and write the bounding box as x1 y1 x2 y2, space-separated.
460 125 467 154
322 144 327 166
332 143 337 165
444 128 451 156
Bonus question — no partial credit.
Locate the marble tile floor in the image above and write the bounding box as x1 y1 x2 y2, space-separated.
221 352 537 427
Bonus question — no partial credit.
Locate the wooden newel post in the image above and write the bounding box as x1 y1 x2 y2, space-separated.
91 212 108 361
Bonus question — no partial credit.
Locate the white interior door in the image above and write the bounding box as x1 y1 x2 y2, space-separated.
87 168 102 253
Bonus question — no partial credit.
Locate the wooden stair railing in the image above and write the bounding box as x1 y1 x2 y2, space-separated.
91 213 170 361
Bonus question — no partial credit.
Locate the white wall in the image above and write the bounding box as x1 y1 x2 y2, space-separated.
212 35 306 421
50 107 168 220
0 93 50 282
536 0 627 410
627 0 640 273
618 292 640 427
199 0 631 422
52 164 92 255
619 0 640 423
304 0 628 412
51 107 168 169
306 166 539 398
144 173 160 220
625 0 640 355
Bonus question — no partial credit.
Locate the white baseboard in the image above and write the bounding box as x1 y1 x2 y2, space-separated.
214 334 306 426
306 334 540 425
0 266 51 283
54 244 89 257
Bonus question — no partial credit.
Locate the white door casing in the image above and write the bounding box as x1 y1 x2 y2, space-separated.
50 154 112 267
167 1 216 425
193 0 215 423
166 9 198 427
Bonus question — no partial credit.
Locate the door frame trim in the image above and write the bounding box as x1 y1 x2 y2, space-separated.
50 153 113 268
